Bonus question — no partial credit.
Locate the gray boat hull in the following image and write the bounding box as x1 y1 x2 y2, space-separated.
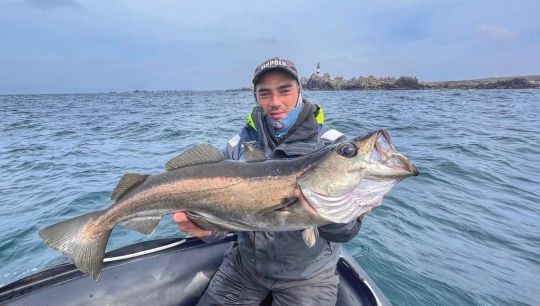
0 235 391 306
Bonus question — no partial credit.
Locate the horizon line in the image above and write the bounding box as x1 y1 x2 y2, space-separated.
1 74 538 96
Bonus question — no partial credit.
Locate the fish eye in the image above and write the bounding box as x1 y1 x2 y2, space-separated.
338 143 357 158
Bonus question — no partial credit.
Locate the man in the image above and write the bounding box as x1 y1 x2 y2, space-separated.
174 57 362 305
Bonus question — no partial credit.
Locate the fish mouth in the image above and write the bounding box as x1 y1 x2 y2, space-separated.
368 129 419 177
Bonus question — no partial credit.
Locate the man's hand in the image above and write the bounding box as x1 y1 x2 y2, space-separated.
173 211 212 237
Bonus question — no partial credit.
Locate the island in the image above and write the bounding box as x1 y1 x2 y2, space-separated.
300 73 540 90
229 62 539 91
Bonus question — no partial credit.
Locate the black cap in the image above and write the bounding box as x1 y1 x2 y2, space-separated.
252 57 299 85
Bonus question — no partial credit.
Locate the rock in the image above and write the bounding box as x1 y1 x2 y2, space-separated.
226 87 253 92
305 73 334 90
322 73 331 82
268 70 538 91
395 76 421 89
300 77 308 87
302 73 420 90
422 76 540 89
475 78 537 89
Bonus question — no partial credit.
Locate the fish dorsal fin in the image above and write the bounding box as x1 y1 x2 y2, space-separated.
166 143 225 171
242 143 268 163
111 173 148 201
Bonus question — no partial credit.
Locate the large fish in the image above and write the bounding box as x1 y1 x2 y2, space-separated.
39 129 418 280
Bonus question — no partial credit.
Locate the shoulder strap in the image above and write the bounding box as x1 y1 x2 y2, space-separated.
314 105 324 125
321 128 345 142
247 107 257 131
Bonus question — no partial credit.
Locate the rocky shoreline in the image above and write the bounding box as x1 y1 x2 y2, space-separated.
300 73 540 90
229 74 540 91
422 75 540 90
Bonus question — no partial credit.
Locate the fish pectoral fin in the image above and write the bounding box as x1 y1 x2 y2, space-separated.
121 216 161 236
254 197 297 216
111 173 149 201
302 227 319 248
241 143 269 163
166 143 224 171
185 211 238 232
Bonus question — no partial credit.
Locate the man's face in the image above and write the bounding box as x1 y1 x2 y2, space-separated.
255 70 299 120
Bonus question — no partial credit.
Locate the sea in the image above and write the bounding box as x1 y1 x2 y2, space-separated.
1 89 539 305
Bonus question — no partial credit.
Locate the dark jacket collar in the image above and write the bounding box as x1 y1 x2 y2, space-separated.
250 99 321 157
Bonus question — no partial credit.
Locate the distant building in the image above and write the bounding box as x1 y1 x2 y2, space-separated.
316 62 320 75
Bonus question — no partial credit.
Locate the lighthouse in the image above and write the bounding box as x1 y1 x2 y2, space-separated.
316 62 320 75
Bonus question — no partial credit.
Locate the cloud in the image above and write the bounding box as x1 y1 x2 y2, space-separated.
1 0 538 94
477 24 518 41
23 0 80 10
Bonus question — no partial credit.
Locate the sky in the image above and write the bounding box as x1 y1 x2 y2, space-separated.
0 0 539 94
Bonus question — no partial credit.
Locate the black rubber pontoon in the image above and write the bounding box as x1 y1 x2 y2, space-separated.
0 235 390 306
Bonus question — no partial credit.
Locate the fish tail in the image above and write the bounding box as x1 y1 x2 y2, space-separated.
39 209 111 281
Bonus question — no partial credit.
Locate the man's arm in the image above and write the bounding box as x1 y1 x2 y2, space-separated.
172 212 211 236
173 211 230 243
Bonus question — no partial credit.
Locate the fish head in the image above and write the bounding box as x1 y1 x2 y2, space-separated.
298 129 418 223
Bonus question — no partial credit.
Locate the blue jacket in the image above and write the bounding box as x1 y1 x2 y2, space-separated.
211 100 362 279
